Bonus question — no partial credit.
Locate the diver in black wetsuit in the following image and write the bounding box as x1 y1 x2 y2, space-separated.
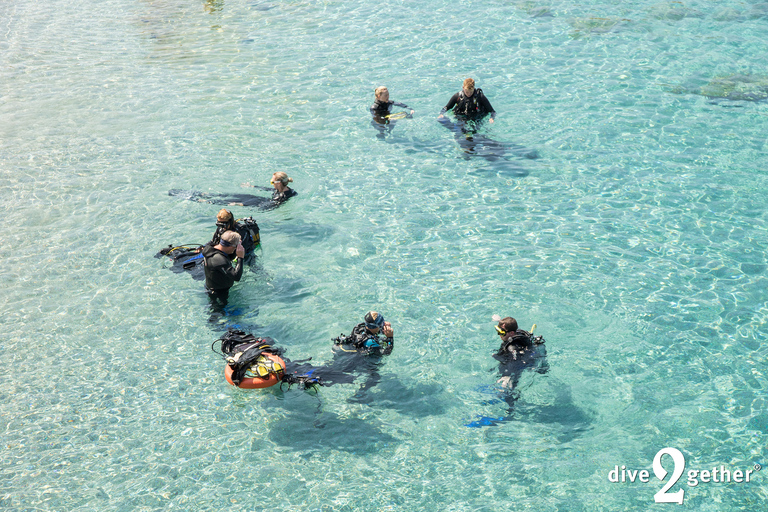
209 208 260 266
281 334 393 397
492 316 548 400
155 208 259 278
438 78 496 132
466 315 548 428
237 171 297 209
317 311 395 401
436 78 537 172
168 172 297 211
371 86 414 138
202 230 244 306
333 311 394 356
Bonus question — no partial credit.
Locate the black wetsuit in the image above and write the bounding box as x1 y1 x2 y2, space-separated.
169 188 296 211
202 243 244 304
440 88 496 122
335 323 394 356
370 99 412 117
205 188 296 210
269 187 298 207
283 358 360 388
286 324 389 400
493 330 548 406
497 329 534 354
370 99 412 137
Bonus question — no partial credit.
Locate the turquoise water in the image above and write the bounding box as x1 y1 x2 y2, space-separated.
2 0 768 509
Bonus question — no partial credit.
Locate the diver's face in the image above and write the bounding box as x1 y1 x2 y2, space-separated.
367 326 380 335
463 87 475 97
377 90 389 102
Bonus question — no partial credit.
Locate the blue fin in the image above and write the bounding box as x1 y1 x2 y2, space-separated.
465 415 505 428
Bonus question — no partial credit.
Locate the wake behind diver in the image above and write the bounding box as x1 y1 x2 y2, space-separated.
437 116 539 177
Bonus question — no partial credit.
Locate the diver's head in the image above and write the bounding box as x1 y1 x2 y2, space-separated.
374 86 389 102
270 171 293 190
494 316 517 336
218 230 241 253
364 311 385 333
216 208 235 230
462 78 475 97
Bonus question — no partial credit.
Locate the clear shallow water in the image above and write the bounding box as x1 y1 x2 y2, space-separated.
1 0 767 510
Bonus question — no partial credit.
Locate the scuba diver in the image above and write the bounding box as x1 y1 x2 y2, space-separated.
493 316 548 392
210 208 260 266
438 78 496 132
436 78 537 173
466 315 548 428
155 208 260 279
328 311 394 401
202 230 244 306
168 172 297 211
436 115 538 175
370 86 414 138
237 171 298 209
333 311 394 356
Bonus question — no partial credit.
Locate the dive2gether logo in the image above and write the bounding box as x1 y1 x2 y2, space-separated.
607 447 760 504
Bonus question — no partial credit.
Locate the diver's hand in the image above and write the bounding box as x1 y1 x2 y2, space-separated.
240 182 252 188
489 117 494 124
410 110 415 115
437 114 444 119
382 322 393 338
235 242 245 259
497 376 511 388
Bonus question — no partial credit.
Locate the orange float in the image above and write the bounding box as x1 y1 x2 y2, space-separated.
224 352 286 389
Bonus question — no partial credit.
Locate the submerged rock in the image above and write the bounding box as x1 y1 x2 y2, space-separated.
699 75 768 101
648 1 704 21
748 3 768 20
568 17 630 37
712 7 743 22
515 1 553 18
667 74 768 102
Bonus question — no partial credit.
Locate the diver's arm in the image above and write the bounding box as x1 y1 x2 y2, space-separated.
438 93 460 117
480 94 496 121
392 101 414 114
221 257 243 283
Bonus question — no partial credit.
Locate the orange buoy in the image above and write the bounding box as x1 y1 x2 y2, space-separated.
224 352 286 389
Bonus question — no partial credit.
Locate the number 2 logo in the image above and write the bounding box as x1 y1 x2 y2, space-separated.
653 447 685 504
